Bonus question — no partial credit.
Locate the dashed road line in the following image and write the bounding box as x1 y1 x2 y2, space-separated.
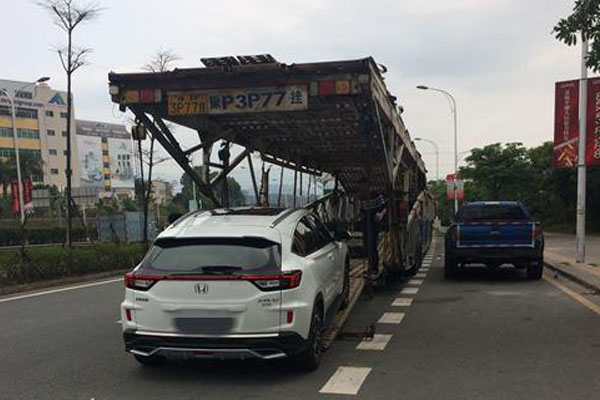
378 312 405 324
408 279 423 286
0 278 123 304
356 334 393 350
319 366 372 395
415 273 426 278
401 287 419 295
392 297 413 307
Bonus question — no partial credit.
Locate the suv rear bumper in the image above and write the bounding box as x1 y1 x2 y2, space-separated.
446 246 542 264
123 330 308 360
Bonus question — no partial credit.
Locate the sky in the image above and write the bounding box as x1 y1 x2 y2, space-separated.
2 0 586 189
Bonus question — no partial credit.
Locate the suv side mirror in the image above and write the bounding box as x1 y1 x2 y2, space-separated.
334 230 352 241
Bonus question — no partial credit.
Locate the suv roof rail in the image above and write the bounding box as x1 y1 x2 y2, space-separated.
269 208 301 228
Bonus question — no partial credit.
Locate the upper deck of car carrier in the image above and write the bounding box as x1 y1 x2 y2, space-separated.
108 56 426 198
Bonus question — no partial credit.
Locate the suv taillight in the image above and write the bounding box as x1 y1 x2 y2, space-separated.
448 226 459 243
249 271 302 292
124 272 159 291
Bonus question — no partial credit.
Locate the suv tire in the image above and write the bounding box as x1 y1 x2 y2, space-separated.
527 259 543 280
340 259 350 310
295 303 323 372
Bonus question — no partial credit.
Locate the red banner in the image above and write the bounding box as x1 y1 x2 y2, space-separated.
554 80 579 168
10 179 19 216
586 78 600 166
23 179 33 214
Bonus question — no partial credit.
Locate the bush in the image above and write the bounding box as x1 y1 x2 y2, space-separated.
0 243 147 287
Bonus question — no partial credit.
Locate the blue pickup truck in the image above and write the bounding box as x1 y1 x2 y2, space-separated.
444 201 544 280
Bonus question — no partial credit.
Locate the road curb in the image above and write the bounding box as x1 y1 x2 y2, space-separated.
543 260 600 294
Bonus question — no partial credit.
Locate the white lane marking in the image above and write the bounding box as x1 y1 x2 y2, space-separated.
357 334 393 350
408 279 424 285
422 264 431 268
401 287 419 295
319 366 372 395
392 297 413 307
378 312 405 324
415 273 426 278
0 278 123 304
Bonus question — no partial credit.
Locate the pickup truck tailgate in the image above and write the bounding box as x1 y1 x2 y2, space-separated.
457 223 535 248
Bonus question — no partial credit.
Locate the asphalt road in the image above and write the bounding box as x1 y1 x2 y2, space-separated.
2 236 600 399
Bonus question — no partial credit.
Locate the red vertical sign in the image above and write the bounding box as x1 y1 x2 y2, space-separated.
586 77 600 166
446 174 465 201
23 179 33 214
10 179 19 216
554 80 580 168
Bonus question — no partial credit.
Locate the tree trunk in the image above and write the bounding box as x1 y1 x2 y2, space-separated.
143 137 156 246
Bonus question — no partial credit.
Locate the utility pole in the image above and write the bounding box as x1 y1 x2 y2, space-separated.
576 33 588 263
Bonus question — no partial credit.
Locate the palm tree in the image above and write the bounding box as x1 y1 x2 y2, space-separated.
17 152 44 182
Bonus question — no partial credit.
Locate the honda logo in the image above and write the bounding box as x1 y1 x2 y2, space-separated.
194 283 209 294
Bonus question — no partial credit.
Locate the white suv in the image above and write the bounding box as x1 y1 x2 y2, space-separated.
121 207 350 370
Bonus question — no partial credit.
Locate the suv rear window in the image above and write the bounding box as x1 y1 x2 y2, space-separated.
139 237 281 275
457 204 529 222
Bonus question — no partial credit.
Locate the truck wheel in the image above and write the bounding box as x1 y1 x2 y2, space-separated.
134 353 166 367
295 303 323 372
445 256 458 279
527 259 544 280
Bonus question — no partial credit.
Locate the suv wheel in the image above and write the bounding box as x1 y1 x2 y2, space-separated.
134 353 166 367
340 259 350 309
527 259 543 280
444 256 458 279
295 303 323 371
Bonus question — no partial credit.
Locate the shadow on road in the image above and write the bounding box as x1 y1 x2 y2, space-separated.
447 265 536 284
129 358 306 384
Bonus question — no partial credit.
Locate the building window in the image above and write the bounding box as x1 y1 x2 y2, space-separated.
0 128 39 139
103 162 110 168
50 168 59 175
0 148 41 158
45 110 54 117
49 149 57 155
47 129 55 136
62 131 67 137
104 174 111 180
105 186 111 191
63 150 68 156
102 150 109 156
101 137 108 143
60 112 68 119
15 91 33 100
0 106 38 119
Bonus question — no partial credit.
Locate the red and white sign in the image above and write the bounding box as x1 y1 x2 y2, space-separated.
586 78 600 166
446 174 465 201
554 80 579 168
554 78 600 168
10 179 19 216
23 179 33 214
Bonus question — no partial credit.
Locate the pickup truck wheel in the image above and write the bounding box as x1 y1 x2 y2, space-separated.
444 256 458 279
295 304 323 372
527 259 544 280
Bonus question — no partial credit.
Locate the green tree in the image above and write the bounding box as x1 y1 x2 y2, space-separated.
459 143 533 201
554 0 600 71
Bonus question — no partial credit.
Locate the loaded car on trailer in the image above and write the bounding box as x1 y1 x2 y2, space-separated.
121 207 350 370
444 201 544 279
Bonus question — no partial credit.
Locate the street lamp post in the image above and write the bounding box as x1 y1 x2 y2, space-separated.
414 137 439 181
417 85 458 214
0 77 50 225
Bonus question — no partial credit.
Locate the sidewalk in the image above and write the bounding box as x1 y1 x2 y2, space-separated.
544 232 600 292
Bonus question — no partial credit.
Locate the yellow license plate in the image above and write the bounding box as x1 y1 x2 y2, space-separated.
167 94 209 116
